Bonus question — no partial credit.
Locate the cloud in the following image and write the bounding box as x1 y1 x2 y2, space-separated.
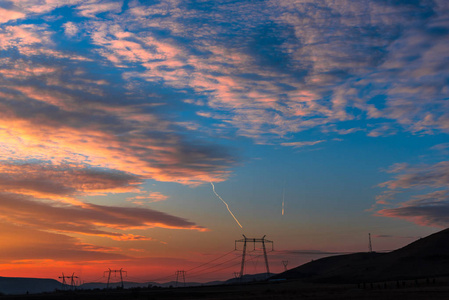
75 1 123 18
0 161 142 202
0 221 128 262
378 197 449 228
275 249 349 255
1 0 448 144
379 161 449 190
376 161 449 227
0 56 235 185
0 24 91 61
127 191 169 205
104 0 446 142
0 7 25 24
0 191 207 240
280 140 325 148
63 21 79 37
373 234 419 239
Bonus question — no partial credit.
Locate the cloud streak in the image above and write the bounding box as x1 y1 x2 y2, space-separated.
376 161 449 228
0 192 207 240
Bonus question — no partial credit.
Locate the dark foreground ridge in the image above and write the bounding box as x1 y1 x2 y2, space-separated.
2 279 449 300
271 228 449 283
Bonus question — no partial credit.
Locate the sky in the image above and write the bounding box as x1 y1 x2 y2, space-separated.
0 0 448 283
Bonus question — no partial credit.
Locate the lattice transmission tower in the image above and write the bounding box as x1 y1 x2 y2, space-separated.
58 273 78 290
104 268 127 289
282 260 289 271
175 270 186 287
369 233 373 253
235 235 274 278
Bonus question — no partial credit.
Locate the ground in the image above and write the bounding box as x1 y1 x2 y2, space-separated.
2 278 449 300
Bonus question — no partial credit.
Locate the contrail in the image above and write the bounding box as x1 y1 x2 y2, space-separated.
210 182 243 228
282 187 285 216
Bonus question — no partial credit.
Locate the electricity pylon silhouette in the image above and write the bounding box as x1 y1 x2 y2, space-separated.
59 273 78 290
282 260 289 271
175 270 186 287
235 235 273 278
104 268 127 289
369 233 373 252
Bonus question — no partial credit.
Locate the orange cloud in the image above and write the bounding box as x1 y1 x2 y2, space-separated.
127 191 169 205
0 192 208 240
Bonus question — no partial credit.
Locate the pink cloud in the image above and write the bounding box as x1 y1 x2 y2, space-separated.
0 8 25 24
280 140 325 148
75 1 123 18
63 21 79 37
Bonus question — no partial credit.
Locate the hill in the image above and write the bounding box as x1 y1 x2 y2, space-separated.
271 228 449 283
0 277 62 295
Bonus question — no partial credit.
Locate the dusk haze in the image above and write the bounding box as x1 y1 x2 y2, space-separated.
0 0 448 287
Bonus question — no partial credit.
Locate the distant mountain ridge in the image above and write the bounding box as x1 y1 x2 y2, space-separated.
271 228 449 283
0 272 273 295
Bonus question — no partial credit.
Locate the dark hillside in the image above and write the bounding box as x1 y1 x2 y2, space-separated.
271 228 449 283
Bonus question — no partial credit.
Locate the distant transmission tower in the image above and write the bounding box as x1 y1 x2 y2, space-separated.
58 273 78 290
282 260 289 271
368 233 373 253
235 235 274 278
175 270 186 287
104 268 127 289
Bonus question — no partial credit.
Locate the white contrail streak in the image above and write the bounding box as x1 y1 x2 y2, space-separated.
282 187 285 216
210 182 243 228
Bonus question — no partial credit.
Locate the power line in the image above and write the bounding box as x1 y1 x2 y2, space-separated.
187 254 241 277
187 253 266 280
185 250 236 272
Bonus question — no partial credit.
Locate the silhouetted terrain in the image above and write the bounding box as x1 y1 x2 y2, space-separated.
2 229 449 299
0 273 272 295
0 277 62 295
271 228 449 283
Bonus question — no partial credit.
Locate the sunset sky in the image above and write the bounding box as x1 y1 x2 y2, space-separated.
1 0 448 283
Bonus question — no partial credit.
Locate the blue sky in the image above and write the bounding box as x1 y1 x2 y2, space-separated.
0 0 448 281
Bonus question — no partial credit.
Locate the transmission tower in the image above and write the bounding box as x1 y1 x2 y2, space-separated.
104 268 127 289
368 233 373 253
235 235 274 278
58 273 78 290
175 270 186 287
282 260 289 271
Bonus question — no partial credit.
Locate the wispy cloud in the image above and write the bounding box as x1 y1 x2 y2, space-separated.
127 191 169 205
281 140 325 148
0 221 129 262
379 161 449 190
2 0 449 142
0 192 207 240
376 161 449 227
0 7 25 24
